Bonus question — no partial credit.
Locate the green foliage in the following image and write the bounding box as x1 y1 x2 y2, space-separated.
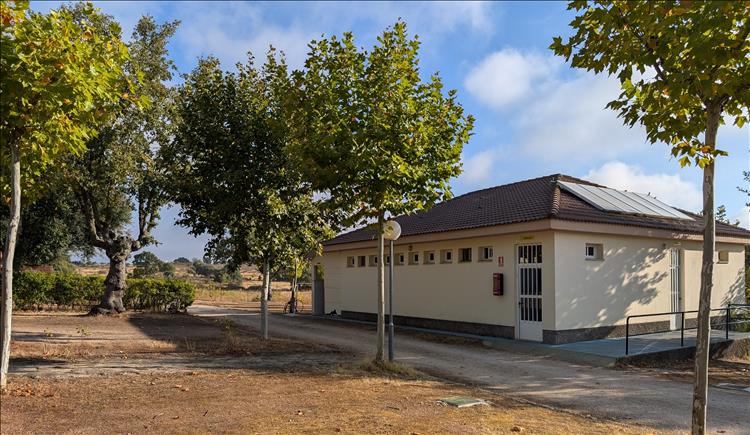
132 251 175 278
174 257 190 264
715 205 739 226
124 278 194 312
287 21 474 227
211 267 242 285
190 260 218 278
67 13 179 263
0 1 132 198
550 1 750 168
0 182 89 267
164 50 332 273
12 271 194 311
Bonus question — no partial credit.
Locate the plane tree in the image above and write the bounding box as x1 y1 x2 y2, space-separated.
163 52 331 339
551 2 750 433
0 1 130 387
287 21 474 362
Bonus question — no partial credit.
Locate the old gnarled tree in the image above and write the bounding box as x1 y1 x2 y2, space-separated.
70 13 179 314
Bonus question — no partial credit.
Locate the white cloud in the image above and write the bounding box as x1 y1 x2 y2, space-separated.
175 4 315 70
516 73 651 162
465 49 560 109
464 48 660 163
457 148 503 186
427 1 493 34
731 206 750 229
584 161 702 211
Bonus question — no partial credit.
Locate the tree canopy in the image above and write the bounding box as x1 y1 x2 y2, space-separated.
550 1 749 168
287 21 474 227
0 1 132 198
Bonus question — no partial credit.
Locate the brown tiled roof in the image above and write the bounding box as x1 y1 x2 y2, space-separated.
323 174 750 245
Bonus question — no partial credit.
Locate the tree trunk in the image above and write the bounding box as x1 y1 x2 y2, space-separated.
1 144 21 389
375 215 385 364
290 257 298 313
267 271 273 301
691 104 720 435
92 237 131 315
260 260 269 340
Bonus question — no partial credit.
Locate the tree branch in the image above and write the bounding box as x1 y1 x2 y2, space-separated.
131 188 159 252
615 6 671 83
78 188 107 250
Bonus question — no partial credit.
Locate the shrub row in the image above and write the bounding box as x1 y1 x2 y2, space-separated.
13 271 195 312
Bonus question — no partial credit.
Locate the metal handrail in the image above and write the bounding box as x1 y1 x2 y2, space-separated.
625 305 750 355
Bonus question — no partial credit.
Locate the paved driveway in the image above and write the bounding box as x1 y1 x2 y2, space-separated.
189 304 749 433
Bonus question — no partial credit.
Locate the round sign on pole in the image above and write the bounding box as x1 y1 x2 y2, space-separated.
383 220 401 241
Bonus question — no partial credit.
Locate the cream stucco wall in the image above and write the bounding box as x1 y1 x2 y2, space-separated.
315 231 556 332
553 231 745 330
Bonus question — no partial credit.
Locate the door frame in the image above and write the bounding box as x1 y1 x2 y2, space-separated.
669 248 682 330
515 243 543 342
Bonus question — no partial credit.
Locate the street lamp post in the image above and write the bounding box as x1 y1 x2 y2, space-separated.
383 220 401 362
388 238 394 361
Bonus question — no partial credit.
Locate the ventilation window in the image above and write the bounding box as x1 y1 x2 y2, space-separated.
409 252 420 265
424 251 436 264
585 244 604 261
396 253 405 266
441 249 453 263
358 256 366 267
717 251 729 264
459 248 472 263
385 254 391 265
479 246 493 262
347 256 355 268
368 255 378 266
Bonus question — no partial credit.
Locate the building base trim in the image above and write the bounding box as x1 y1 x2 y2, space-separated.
340 310 515 339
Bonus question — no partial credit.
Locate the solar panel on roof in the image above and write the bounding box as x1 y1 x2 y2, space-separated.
558 181 691 220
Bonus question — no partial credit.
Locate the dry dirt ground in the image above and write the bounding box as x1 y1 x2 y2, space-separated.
2 312 660 435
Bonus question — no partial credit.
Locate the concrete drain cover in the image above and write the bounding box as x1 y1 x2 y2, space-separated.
439 396 489 408
716 383 750 393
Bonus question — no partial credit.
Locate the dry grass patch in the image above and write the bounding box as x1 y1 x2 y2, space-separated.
10 312 331 362
1 369 660 435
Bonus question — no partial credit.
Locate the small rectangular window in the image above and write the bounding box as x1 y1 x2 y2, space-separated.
358 256 366 267
717 251 729 264
385 254 391 265
396 253 405 266
459 248 472 263
424 251 436 264
409 252 420 265
347 256 355 268
441 249 453 263
479 246 493 262
585 243 603 261
368 255 378 266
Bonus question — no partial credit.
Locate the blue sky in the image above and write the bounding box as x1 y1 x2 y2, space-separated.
33 1 749 262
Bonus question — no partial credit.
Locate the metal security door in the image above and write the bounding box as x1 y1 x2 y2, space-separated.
517 244 543 341
669 248 681 330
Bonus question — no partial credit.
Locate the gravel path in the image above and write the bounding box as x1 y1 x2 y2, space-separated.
189 304 750 434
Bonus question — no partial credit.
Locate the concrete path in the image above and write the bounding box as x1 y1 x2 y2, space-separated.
190 304 750 434
554 328 750 359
